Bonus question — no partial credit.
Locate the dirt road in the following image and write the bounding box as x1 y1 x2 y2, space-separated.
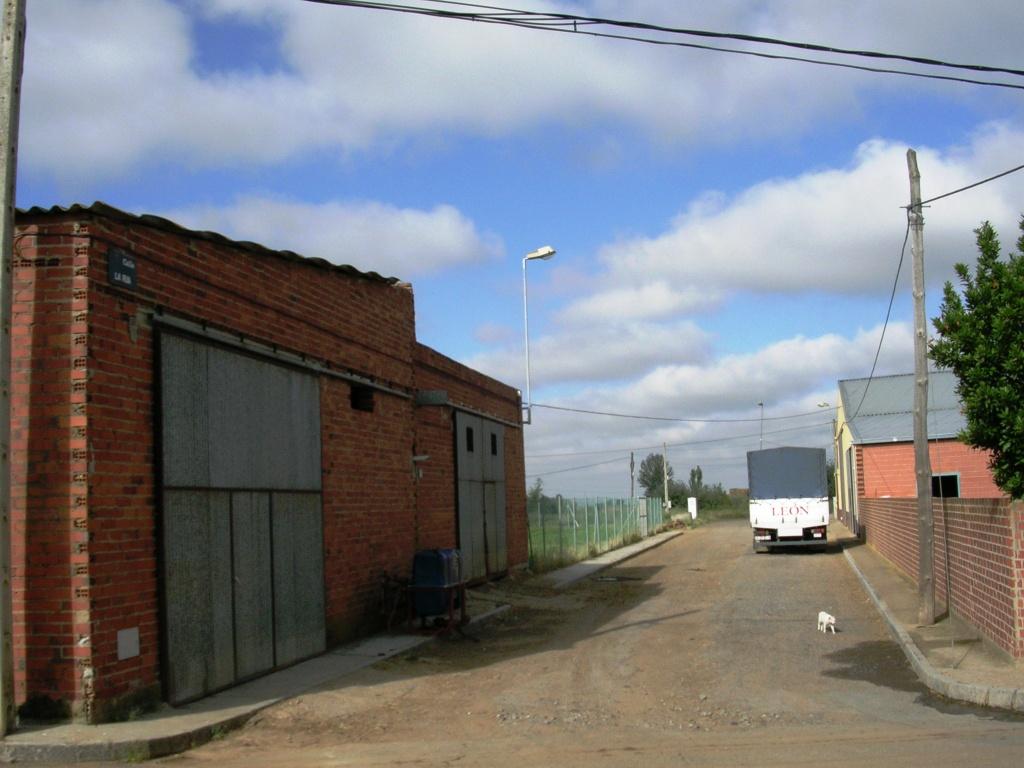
148 519 1023 767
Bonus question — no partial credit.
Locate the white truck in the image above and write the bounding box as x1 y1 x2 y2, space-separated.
747 447 829 553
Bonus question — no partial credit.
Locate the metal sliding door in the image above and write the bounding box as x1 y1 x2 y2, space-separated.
160 332 325 704
456 413 486 581
162 491 234 703
272 492 325 666
455 411 507 581
482 419 507 573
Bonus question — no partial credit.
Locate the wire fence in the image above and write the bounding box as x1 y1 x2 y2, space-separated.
527 496 670 572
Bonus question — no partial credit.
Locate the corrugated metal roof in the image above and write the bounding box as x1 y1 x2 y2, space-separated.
16 202 402 286
838 370 965 444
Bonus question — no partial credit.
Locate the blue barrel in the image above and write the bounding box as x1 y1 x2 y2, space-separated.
411 548 462 617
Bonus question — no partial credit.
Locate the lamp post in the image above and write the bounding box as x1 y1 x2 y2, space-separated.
757 401 764 449
522 245 555 425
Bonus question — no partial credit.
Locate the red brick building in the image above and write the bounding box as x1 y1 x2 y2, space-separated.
834 371 1001 533
11 203 526 722
857 440 1002 499
834 372 1023 660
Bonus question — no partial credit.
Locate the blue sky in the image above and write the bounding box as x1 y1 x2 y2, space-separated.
17 0 1024 494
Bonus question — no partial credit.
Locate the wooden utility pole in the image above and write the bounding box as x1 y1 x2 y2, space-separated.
0 0 25 736
907 149 935 626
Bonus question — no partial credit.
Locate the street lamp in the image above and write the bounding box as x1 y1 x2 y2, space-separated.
757 401 764 450
522 245 556 425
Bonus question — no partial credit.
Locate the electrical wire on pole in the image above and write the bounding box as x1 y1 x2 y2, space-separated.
305 0 1024 92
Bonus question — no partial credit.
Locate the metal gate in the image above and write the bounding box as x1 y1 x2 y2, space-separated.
455 412 507 581
159 332 325 704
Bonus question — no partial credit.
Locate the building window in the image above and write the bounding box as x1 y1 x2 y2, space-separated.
465 426 474 453
931 473 960 498
350 384 375 412
490 433 498 456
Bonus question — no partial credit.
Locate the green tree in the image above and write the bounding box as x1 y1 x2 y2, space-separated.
826 459 836 498
689 465 704 495
638 453 673 498
527 477 545 508
930 217 1024 499
697 481 731 510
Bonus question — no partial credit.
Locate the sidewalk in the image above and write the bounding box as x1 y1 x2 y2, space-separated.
833 519 1024 713
539 529 684 589
0 529 683 763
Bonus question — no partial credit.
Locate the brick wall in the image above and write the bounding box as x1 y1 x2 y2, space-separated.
860 440 1002 498
319 379 416 644
11 225 82 718
859 497 1023 658
12 206 525 721
1012 503 1024 658
858 498 919 581
411 404 458 551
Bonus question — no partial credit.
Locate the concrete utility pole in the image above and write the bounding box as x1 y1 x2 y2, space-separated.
0 0 25 736
629 451 635 501
907 149 935 626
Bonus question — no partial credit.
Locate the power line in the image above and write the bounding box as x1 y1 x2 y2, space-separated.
525 454 627 478
533 156 1024 436
532 402 829 423
527 402 950 460
307 0 1024 92
418 0 1024 78
847 218 910 422
528 420 835 478
909 162 1024 209
527 419 834 462
849 160 1024 420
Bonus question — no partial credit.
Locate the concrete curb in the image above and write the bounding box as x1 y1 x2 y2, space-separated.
0 603 513 764
542 529 685 589
0 710 258 764
842 548 1024 714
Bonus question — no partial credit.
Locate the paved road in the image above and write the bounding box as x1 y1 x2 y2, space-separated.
85 520 1024 766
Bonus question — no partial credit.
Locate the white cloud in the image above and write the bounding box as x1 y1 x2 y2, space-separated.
164 196 503 277
596 125 1024 299
22 1 1024 181
522 322 914 493
613 322 913 417
465 320 711 388
558 281 723 323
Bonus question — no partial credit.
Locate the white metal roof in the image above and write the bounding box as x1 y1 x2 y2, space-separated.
838 370 965 444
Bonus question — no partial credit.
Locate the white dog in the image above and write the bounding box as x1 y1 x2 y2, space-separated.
817 611 836 634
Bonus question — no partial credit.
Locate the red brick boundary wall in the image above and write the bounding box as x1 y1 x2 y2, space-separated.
859 497 1024 659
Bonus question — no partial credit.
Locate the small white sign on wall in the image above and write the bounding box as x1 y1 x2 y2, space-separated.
117 627 140 660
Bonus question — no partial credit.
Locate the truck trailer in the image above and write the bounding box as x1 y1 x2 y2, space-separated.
747 447 829 553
